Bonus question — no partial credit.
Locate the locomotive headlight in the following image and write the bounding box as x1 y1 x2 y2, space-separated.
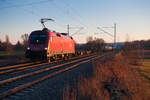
27 47 30 50
44 47 48 50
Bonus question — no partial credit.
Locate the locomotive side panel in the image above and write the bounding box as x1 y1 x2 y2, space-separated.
61 36 75 54
48 36 62 55
48 32 75 56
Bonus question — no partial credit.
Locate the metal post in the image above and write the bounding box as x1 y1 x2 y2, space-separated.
67 24 69 35
114 23 116 46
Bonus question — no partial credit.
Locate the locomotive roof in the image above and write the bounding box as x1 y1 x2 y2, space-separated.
30 29 73 40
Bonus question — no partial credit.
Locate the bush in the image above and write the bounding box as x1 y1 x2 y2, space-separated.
63 53 150 100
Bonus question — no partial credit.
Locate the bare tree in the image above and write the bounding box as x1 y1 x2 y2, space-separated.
21 34 29 49
5 35 13 54
94 38 105 50
86 36 105 52
0 38 2 50
86 36 93 42
86 36 94 51
15 40 23 50
5 35 10 44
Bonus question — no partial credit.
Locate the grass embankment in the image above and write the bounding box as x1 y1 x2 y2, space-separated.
0 51 24 57
63 52 150 100
132 58 150 95
0 51 26 65
134 59 150 82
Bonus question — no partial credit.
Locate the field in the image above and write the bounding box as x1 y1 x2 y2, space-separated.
138 59 150 82
63 50 150 100
0 51 24 57
0 51 27 65
132 58 150 93
131 50 150 84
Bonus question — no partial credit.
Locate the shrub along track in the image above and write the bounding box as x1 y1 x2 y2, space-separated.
0 53 112 99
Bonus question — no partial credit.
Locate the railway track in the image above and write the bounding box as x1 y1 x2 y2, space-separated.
0 53 107 99
0 54 91 81
0 54 91 75
0 54 94 85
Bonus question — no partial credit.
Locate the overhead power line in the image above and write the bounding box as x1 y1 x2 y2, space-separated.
3 0 42 18
71 27 84 36
97 27 114 37
0 0 51 9
2 0 66 31
60 1 94 33
50 1 91 33
67 24 84 36
97 23 117 45
2 0 90 36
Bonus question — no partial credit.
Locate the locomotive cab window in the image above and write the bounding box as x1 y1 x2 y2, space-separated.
29 34 47 44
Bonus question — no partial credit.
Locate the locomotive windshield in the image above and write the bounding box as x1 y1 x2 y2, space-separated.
29 34 47 44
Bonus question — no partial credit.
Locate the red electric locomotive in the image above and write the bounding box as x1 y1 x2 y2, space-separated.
26 18 75 61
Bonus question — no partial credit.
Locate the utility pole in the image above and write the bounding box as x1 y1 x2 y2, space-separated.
114 23 116 46
67 24 69 35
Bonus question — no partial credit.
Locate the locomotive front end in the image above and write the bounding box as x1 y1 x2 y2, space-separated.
26 29 49 59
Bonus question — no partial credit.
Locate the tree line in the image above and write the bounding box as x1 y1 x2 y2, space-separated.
85 36 105 52
123 39 150 51
0 34 28 52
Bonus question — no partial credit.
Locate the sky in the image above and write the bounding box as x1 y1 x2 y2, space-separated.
0 0 150 44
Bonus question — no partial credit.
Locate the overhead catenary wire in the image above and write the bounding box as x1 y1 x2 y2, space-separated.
49 0 91 34
97 27 114 37
2 0 43 18
59 1 95 34
0 0 51 9
97 23 117 44
2 0 93 41
71 27 84 36
1 0 90 34
2 0 67 35
1 0 64 29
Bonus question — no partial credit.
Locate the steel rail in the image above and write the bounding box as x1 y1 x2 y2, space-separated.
0 62 37 71
0 54 102 99
0 54 90 75
0 62 49 75
0 54 96 86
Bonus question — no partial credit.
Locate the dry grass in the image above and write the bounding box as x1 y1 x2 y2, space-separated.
63 52 150 100
131 58 150 95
